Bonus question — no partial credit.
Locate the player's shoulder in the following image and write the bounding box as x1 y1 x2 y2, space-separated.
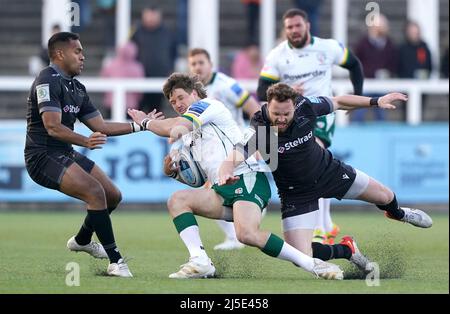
35 66 60 84
251 106 268 126
214 71 238 86
314 36 345 50
266 40 289 59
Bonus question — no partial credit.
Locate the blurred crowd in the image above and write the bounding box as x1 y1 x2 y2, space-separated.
29 0 449 122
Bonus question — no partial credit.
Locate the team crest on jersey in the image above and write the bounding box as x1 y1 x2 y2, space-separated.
36 84 50 104
235 187 243 195
316 52 326 65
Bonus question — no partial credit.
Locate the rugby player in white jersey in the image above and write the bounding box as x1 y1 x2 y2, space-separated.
257 8 365 247
128 73 344 280
188 48 261 250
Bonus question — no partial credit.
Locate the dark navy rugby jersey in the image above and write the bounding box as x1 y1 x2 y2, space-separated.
248 95 342 194
25 64 100 152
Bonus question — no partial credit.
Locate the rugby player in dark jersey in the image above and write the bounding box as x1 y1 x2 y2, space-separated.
25 32 162 278
218 83 432 274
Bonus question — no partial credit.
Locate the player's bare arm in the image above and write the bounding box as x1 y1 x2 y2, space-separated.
83 109 164 136
331 92 408 111
128 108 193 141
42 111 106 149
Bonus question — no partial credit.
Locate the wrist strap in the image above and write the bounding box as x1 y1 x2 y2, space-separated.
370 97 380 107
141 118 151 130
130 122 144 133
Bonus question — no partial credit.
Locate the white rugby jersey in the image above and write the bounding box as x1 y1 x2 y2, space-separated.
205 72 250 128
260 37 348 97
180 98 263 184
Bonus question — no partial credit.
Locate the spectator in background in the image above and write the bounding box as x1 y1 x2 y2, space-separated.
353 14 398 122
96 0 117 52
131 5 176 113
231 42 263 99
441 46 449 78
398 21 432 79
241 0 260 44
293 0 323 36
100 42 145 118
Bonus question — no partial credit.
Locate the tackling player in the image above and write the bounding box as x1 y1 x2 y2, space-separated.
257 8 365 245
219 83 432 268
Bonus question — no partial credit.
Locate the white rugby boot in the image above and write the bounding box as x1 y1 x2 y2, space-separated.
311 258 344 280
107 258 133 278
169 256 216 279
385 207 433 228
67 236 108 259
340 236 374 274
214 238 245 250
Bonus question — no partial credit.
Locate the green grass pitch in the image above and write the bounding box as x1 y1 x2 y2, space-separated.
0 210 448 294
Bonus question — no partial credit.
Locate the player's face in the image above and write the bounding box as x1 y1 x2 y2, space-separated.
284 15 310 48
169 88 197 115
61 39 85 76
267 99 295 133
188 54 213 83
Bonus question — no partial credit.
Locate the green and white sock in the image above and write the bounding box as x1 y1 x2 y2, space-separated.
173 212 208 259
261 233 314 272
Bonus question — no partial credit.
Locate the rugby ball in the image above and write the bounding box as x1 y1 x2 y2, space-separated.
177 148 206 188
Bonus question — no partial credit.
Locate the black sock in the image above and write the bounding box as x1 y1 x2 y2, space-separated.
87 209 122 263
376 194 404 219
75 207 117 246
312 242 352 260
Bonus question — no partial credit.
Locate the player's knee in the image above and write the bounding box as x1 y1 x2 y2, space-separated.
379 187 394 205
108 189 122 210
235 226 258 246
167 190 189 213
85 181 106 204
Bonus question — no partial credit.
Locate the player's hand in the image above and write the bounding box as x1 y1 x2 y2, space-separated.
86 132 106 150
218 161 240 186
127 108 148 125
292 83 305 95
163 154 178 176
378 93 408 109
147 109 165 121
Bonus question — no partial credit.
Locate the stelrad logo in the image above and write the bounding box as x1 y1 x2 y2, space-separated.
278 131 313 154
63 105 80 114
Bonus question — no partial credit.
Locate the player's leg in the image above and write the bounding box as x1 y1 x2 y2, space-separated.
233 200 342 280
60 162 131 277
166 188 225 278
313 198 326 243
343 168 432 228
322 198 340 244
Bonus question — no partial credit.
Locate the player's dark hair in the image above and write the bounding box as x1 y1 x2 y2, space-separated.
48 32 80 60
282 8 309 22
267 83 299 104
163 73 207 100
188 48 211 62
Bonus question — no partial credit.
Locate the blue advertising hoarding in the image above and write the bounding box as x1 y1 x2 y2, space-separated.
0 121 448 203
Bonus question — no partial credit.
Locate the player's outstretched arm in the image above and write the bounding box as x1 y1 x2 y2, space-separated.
83 109 164 136
128 108 193 140
331 93 408 111
42 111 106 149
